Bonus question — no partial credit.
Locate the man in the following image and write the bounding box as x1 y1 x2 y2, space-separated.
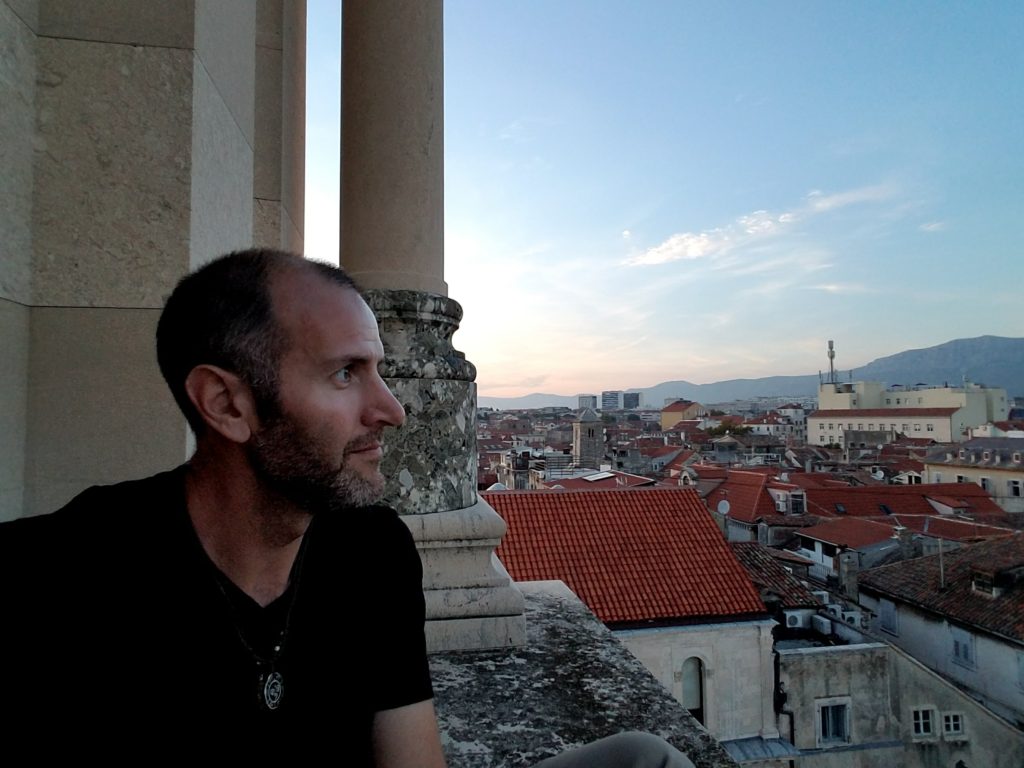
3 249 693 767
2 249 445 763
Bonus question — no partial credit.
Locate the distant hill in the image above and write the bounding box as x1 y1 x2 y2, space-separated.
477 336 1024 410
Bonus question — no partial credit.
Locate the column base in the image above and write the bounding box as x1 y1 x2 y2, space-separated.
401 497 527 652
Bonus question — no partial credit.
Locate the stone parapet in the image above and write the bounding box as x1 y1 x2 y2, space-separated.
432 581 737 768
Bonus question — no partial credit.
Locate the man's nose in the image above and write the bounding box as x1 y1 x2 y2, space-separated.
367 375 406 428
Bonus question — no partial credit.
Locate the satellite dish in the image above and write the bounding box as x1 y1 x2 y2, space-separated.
872 470 885 480
717 500 731 515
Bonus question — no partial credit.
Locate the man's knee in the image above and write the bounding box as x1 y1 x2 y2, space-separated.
599 732 696 768
538 731 696 768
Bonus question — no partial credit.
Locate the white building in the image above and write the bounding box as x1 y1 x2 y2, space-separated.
859 535 1024 728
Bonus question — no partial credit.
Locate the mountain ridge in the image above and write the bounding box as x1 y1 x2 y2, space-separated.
477 335 1024 410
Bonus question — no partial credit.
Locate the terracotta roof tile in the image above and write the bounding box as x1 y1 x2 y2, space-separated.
803 483 1004 520
797 517 896 548
704 471 777 523
485 488 766 625
731 542 820 609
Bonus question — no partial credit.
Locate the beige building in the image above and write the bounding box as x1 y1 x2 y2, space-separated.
661 399 707 430
816 380 1009 439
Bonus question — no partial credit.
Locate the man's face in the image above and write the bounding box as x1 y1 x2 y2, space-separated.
247 270 406 512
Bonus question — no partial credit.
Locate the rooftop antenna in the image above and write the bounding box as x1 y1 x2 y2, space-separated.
827 340 837 385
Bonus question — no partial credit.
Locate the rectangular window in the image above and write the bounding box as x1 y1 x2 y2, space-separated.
956 475 967 483
828 423 833 430
857 423 864 430
1009 480 1022 497
943 712 965 740
951 627 975 668
885 398 891 405
890 423 897 431
817 700 850 746
934 472 942 483
868 423 874 431
902 424 909 433
912 708 935 738
819 423 825 430
980 477 991 492
914 424 921 432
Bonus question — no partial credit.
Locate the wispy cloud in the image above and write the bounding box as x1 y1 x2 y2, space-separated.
804 283 868 294
626 229 733 265
919 221 946 232
626 183 900 268
805 183 895 212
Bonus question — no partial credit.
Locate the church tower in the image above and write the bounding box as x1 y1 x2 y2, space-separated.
572 408 603 470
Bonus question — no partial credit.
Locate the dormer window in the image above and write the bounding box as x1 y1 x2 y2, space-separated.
982 451 990 462
958 449 966 460
971 574 995 596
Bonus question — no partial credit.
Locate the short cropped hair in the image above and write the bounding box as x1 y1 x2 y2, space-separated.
156 248 359 434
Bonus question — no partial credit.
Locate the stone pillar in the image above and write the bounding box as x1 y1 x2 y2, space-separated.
253 0 305 253
341 0 524 651
0 1 304 519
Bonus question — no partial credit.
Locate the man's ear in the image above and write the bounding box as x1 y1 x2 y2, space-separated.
184 365 259 444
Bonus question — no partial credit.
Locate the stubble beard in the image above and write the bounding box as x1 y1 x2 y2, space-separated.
248 414 386 515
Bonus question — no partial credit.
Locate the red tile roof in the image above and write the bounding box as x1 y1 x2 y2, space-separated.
870 515 1015 542
731 543 820 609
485 488 766 625
803 483 1004 520
859 535 1024 643
662 400 697 412
663 450 696 474
704 471 778 524
797 518 896 549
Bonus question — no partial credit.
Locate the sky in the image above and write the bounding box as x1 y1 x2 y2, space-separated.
305 1 1024 399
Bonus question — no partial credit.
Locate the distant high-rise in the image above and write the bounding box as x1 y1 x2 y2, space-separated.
601 390 622 411
578 394 598 411
623 392 640 409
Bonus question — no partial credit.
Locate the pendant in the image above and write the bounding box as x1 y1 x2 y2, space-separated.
261 670 285 710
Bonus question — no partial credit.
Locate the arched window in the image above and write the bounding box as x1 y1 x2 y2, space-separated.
681 657 705 725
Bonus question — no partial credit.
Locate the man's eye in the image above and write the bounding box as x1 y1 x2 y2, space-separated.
333 367 352 384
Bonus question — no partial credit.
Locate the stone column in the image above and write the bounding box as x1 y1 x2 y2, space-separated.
340 0 524 651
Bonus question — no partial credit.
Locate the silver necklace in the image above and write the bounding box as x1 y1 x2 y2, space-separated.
211 538 309 712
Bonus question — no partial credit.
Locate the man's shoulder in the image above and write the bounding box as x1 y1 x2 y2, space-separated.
0 466 187 556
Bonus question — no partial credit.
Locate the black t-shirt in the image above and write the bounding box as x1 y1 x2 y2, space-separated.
1 467 432 756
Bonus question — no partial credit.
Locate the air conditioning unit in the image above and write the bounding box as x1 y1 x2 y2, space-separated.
842 610 862 625
811 615 833 635
776 500 788 512
826 604 842 618
812 590 830 605
785 612 809 629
